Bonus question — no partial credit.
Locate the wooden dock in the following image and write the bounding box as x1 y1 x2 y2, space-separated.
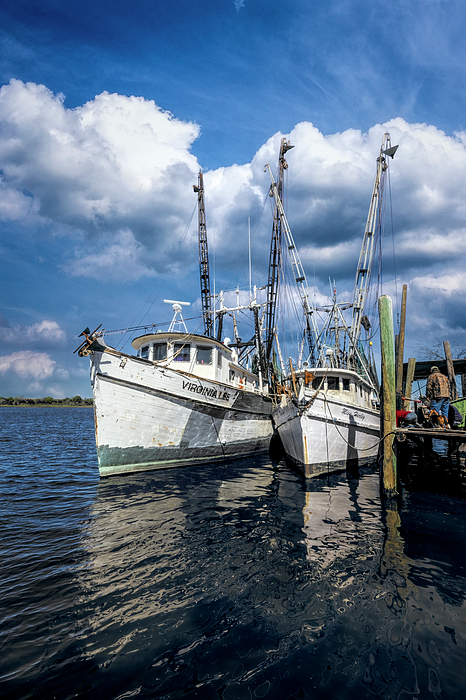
378 292 466 496
396 427 466 441
396 427 466 463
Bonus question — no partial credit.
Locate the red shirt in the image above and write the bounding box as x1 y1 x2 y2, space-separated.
396 410 410 426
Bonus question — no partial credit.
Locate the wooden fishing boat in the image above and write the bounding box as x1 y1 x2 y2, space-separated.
267 134 398 475
76 172 274 477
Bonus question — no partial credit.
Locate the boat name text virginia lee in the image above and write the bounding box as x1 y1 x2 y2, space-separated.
182 380 231 401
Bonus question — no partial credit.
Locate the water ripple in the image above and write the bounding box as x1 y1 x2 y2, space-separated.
0 408 465 699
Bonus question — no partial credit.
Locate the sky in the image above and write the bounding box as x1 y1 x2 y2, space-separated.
1 0 466 398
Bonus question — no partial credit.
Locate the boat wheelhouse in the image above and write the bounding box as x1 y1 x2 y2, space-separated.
132 332 262 393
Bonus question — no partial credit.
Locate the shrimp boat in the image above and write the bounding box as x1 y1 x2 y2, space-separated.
267 134 398 477
76 172 273 477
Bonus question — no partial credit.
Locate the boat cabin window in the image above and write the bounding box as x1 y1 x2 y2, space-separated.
217 352 222 368
140 345 149 360
342 378 350 391
327 376 339 390
229 370 235 382
312 377 323 390
196 346 212 365
153 342 167 361
173 343 191 362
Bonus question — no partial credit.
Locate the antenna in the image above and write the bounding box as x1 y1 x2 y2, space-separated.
164 299 191 333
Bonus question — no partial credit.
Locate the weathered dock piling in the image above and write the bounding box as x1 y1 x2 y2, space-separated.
403 357 416 409
395 284 408 409
444 340 459 401
378 294 397 497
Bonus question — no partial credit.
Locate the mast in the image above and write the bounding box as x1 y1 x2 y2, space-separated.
193 171 214 337
264 138 294 372
349 133 398 365
265 163 320 364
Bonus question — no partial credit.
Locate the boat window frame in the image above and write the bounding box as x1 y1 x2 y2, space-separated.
342 377 350 391
173 342 191 362
327 376 339 391
312 376 324 390
140 345 150 360
196 345 213 365
153 342 167 362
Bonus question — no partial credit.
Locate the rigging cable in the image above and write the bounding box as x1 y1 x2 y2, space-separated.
276 223 304 365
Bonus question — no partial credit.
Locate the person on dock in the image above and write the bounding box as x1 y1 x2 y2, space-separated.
426 365 451 426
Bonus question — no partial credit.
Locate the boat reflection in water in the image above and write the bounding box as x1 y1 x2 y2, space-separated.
66 457 466 700
301 471 384 568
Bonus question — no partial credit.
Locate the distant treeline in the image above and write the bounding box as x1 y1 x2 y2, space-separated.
0 396 93 406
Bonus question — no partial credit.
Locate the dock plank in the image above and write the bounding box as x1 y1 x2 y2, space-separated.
396 427 466 441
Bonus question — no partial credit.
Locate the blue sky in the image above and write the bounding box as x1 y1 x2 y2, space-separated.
1 0 466 398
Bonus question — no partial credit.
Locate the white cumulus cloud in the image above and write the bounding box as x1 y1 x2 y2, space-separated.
3 81 466 292
1 81 466 351
0 317 66 346
25 320 66 344
0 79 201 273
0 351 56 379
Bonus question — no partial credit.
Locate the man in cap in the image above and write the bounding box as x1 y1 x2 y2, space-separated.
426 365 451 426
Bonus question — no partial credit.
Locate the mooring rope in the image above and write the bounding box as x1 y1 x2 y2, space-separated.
297 372 328 414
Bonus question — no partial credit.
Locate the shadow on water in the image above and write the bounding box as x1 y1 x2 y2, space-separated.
1 408 466 699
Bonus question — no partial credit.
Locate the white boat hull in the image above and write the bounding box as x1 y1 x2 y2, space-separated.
272 392 380 477
90 349 273 477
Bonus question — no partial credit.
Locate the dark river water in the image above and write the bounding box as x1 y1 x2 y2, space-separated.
1 407 465 700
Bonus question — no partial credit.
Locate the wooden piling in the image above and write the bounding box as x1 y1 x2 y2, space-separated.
404 358 416 410
444 340 459 401
378 295 397 497
395 284 408 403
